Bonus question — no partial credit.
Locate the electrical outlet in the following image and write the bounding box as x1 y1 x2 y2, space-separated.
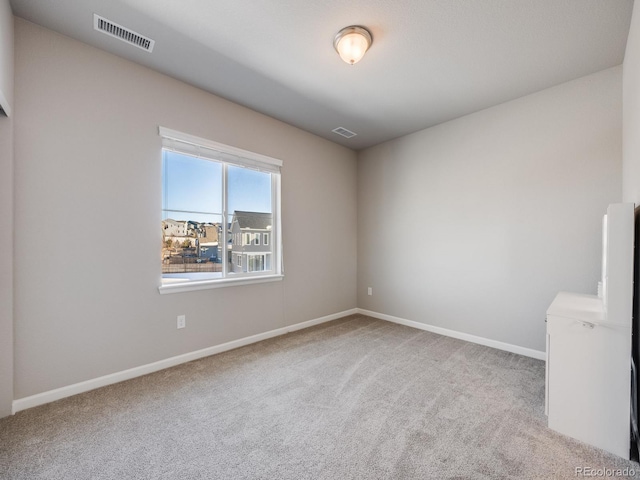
177 315 186 329
368 287 373 296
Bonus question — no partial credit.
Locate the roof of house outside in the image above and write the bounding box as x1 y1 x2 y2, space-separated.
233 211 272 230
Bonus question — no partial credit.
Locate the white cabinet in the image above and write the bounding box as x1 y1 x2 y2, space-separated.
546 292 630 458
546 203 634 459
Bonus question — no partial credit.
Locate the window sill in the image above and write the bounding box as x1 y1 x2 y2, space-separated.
158 274 284 295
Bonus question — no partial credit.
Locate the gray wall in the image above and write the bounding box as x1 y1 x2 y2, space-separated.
0 0 13 418
623 0 640 205
13 19 357 399
357 67 622 352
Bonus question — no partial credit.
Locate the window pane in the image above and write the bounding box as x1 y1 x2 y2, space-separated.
162 150 223 282
163 150 222 215
228 165 273 274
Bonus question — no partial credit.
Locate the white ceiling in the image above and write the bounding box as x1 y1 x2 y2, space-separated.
9 0 634 150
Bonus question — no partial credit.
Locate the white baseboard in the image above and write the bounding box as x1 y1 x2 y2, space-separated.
358 308 546 361
12 308 358 414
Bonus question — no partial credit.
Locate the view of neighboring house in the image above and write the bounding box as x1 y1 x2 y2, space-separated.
198 224 220 261
163 213 273 273
162 219 188 237
230 211 273 273
162 219 221 265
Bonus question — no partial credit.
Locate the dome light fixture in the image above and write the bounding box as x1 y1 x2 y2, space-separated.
333 26 372 65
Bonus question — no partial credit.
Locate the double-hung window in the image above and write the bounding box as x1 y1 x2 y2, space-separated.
159 127 282 294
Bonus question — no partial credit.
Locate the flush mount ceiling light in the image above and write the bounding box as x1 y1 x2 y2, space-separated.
333 26 372 65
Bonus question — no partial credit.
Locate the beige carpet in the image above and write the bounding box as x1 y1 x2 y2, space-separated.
1 314 639 479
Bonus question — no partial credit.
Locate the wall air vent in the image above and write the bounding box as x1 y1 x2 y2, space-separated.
93 14 155 52
332 127 357 139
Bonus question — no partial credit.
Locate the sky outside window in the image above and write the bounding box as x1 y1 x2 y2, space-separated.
162 150 271 223
228 164 272 215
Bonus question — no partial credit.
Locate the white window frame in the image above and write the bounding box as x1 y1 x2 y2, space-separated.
158 127 283 294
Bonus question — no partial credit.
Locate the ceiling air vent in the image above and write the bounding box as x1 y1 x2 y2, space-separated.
93 14 155 52
332 127 357 139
